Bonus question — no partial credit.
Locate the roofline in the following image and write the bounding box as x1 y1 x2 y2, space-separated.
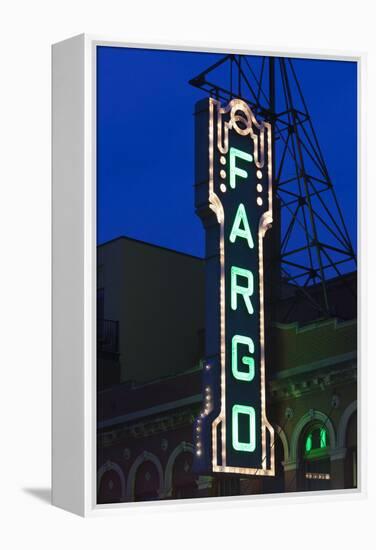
98 363 203 396
97 235 204 261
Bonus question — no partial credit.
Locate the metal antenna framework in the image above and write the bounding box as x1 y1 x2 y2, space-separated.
190 55 356 321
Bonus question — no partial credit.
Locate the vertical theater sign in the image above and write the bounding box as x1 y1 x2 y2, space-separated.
194 98 275 476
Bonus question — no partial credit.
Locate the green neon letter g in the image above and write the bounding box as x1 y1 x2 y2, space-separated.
232 335 255 382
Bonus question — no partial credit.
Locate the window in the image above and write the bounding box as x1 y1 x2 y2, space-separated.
300 425 331 491
305 427 328 456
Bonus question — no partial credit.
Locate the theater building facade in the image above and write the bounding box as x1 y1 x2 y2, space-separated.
97 237 357 503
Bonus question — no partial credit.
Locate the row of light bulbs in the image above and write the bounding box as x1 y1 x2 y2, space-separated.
195 376 213 457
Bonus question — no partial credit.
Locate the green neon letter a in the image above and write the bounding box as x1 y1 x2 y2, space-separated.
229 147 253 189
229 203 254 249
231 266 254 315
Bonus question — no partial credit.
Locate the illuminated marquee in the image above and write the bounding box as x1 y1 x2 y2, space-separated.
194 97 275 476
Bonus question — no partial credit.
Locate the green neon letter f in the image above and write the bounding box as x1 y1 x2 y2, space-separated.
229 147 253 189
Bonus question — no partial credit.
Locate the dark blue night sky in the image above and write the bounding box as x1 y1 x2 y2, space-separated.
97 47 357 258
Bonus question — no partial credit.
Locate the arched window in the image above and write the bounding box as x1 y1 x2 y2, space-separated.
134 460 160 502
98 469 123 504
171 451 197 499
299 425 331 491
305 426 328 454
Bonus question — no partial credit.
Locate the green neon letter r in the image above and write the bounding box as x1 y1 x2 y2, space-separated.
231 266 254 315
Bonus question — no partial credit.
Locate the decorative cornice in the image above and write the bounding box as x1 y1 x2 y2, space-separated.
273 351 356 381
98 393 203 429
99 408 199 446
270 362 356 401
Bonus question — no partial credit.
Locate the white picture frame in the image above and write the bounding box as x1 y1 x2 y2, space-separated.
52 34 366 517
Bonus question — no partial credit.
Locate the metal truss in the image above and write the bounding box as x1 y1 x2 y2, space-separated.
190 55 356 321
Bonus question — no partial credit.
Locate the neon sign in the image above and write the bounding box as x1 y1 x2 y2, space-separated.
194 98 275 476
